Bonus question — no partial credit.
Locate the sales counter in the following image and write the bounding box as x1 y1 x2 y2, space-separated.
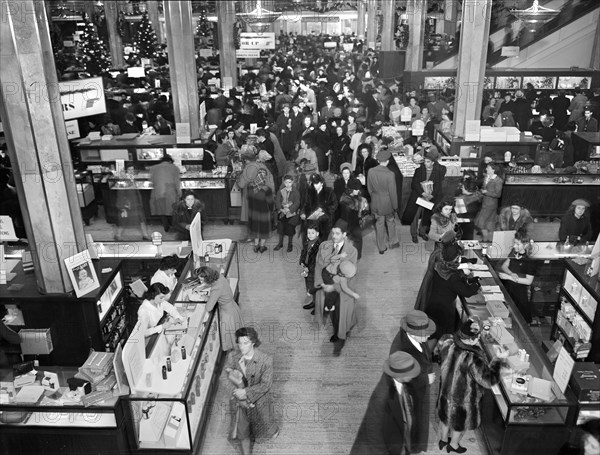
0 242 240 454
457 246 578 455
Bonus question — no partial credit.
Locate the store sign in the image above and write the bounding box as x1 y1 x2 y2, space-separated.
198 49 213 58
501 46 520 57
65 119 80 140
302 16 339 22
236 49 261 59
59 77 107 121
240 32 275 50
0 216 18 242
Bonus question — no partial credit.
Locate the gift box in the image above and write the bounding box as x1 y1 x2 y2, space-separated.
569 362 600 402
527 377 554 402
19 328 53 355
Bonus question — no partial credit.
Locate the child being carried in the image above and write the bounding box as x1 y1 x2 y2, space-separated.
318 260 360 312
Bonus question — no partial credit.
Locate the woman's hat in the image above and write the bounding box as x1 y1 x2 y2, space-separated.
458 317 481 340
339 162 352 172
338 260 357 278
258 150 272 161
383 352 421 382
442 241 463 262
571 199 590 208
347 178 362 191
400 310 436 337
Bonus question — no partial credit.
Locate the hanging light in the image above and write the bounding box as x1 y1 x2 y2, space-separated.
510 0 560 32
238 0 281 32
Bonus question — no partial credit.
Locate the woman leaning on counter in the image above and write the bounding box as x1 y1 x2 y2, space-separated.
193 266 244 352
150 254 180 292
137 283 184 337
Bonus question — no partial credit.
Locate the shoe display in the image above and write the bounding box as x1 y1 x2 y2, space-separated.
303 302 315 310
273 244 283 251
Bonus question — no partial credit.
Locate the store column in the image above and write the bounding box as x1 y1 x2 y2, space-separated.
366 0 378 50
444 0 458 36
405 0 427 71
146 0 163 44
591 12 600 69
357 0 366 38
454 0 492 138
381 0 395 51
164 0 200 138
217 0 238 89
105 0 124 68
0 0 87 294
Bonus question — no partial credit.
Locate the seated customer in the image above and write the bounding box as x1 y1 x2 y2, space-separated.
497 199 533 233
172 191 205 240
559 199 592 244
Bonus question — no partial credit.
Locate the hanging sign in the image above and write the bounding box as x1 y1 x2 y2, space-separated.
236 49 261 59
0 216 18 242
59 77 107 121
240 32 276 50
400 107 412 123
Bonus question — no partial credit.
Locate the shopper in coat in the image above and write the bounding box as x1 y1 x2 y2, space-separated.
300 222 322 312
512 90 533 131
496 199 533 233
313 220 358 356
424 242 480 340
338 178 364 260
435 318 507 453
401 147 446 243
301 173 338 241
386 152 404 219
474 163 503 242
171 191 205 241
226 327 279 455
351 352 421 455
389 311 437 453
559 199 593 244
194 266 244 352
237 150 275 253
274 175 301 252
367 149 400 254
150 154 181 232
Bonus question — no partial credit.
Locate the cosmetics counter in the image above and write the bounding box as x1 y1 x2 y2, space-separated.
0 242 240 454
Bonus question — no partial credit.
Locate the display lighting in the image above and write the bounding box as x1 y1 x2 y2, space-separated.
238 0 282 32
510 0 560 32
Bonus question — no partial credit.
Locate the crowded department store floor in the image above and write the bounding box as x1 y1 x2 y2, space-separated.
84 209 491 455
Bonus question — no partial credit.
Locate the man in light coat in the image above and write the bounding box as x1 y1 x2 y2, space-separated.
367 149 399 254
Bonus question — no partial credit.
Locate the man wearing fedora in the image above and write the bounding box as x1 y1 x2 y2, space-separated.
351 351 420 455
389 310 437 453
367 149 400 254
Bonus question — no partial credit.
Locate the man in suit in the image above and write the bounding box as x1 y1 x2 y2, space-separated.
576 107 599 133
389 311 437 453
367 149 399 254
351 352 421 455
313 219 358 356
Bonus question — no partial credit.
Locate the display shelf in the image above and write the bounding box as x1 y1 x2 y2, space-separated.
559 287 594 327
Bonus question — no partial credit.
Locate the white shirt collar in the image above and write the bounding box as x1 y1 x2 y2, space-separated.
406 333 423 352
393 378 404 396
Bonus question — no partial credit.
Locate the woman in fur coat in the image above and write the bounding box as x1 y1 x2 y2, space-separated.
435 318 508 453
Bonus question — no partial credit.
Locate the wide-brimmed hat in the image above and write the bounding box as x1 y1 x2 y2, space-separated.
571 198 590 208
339 162 352 173
383 352 421 382
400 310 436 337
442 241 463 262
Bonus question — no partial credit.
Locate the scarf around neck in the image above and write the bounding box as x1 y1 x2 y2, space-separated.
434 258 461 281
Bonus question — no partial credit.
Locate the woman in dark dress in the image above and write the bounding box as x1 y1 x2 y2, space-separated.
354 145 378 201
301 174 338 241
425 242 481 340
498 229 537 324
338 178 364 260
559 199 593 244
330 125 351 174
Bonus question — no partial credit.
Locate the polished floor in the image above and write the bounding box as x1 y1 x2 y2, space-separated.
85 213 488 455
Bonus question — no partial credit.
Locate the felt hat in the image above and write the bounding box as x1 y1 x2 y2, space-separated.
571 199 590 208
338 260 357 279
281 102 291 109
377 149 392 162
333 219 348 233
383 352 421 382
515 90 525 99
425 146 440 162
400 310 436 337
508 198 524 208
339 162 353 173
325 96 334 102
442 241 463 262
347 178 362 191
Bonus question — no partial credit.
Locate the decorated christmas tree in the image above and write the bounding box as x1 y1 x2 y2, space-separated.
77 21 111 76
133 12 159 60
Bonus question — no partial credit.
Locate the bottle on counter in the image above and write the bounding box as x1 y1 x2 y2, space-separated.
171 339 182 363
181 345 187 360
204 252 210 263
162 365 168 380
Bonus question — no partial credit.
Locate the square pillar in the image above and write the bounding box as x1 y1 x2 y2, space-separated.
405 0 427 71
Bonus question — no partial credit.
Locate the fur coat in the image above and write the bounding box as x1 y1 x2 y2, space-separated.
435 334 504 432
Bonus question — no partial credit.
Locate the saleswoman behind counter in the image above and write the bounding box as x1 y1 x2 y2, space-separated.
150 254 180 292
138 283 184 337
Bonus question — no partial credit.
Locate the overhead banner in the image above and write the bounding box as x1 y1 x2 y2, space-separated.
59 77 107 121
240 32 275 49
236 49 261 59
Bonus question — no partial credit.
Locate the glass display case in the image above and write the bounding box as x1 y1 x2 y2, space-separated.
0 367 130 454
460 249 577 455
122 243 238 453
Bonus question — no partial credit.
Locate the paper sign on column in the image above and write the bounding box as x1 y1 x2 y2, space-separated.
176 123 191 144
0 216 18 242
465 120 481 141
553 346 575 394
